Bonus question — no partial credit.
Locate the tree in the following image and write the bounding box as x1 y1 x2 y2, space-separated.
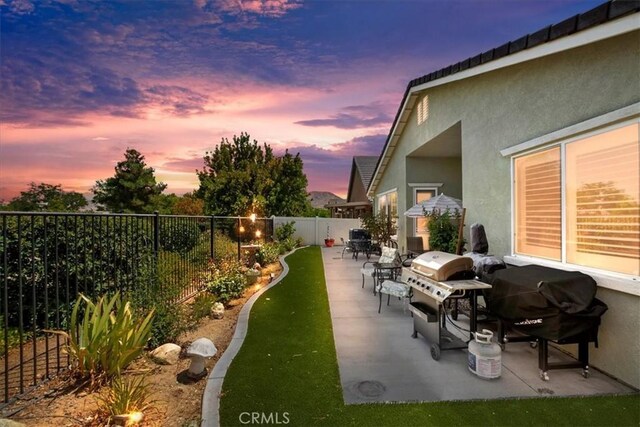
171 192 205 216
265 150 311 216
196 133 311 217
6 182 88 212
92 149 167 213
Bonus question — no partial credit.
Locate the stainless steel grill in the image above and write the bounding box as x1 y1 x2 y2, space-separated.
404 251 491 360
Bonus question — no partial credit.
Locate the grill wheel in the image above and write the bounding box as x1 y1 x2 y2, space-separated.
430 344 441 361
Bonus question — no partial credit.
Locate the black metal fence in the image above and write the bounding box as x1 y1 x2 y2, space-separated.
0 211 273 406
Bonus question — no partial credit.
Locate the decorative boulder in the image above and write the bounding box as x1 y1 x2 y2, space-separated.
149 343 181 365
211 302 225 319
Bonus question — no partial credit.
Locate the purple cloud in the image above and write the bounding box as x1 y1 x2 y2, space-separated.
161 156 205 173
146 85 210 116
295 102 393 130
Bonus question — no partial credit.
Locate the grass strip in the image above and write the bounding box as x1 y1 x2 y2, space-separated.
220 247 639 426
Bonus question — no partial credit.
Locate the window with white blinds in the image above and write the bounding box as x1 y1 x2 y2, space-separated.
515 147 561 260
514 122 640 276
566 123 639 276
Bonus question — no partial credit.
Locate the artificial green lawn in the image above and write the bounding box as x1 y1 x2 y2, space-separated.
220 247 639 426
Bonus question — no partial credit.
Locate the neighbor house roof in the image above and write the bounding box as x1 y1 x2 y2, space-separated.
348 156 378 202
367 0 640 197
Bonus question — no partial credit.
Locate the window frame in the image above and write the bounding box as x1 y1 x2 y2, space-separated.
376 188 398 218
412 186 439 236
509 118 640 281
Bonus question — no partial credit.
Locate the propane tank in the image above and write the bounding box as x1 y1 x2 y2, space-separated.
468 329 502 379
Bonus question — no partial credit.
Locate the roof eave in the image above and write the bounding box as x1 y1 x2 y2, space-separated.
366 8 640 198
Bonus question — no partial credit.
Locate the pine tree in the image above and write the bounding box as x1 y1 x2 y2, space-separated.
92 148 167 213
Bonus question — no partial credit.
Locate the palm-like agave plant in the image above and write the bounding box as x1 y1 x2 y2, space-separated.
52 292 155 385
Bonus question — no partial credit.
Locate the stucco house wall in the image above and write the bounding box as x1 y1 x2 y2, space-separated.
372 31 640 387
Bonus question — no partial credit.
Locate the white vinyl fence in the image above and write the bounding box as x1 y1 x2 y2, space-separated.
273 217 362 246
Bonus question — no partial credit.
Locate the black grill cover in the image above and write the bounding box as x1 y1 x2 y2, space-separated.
486 265 608 341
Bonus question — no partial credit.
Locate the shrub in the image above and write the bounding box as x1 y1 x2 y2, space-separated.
0 216 156 330
426 209 462 254
159 220 201 252
281 237 296 252
191 293 217 321
202 258 246 304
54 293 154 385
97 374 153 423
275 221 296 241
145 302 187 349
213 230 237 260
255 242 280 265
361 212 396 245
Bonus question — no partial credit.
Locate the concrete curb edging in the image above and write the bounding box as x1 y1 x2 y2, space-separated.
200 247 304 427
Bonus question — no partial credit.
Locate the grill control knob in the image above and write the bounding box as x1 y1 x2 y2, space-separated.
436 291 441 296
426 286 430 291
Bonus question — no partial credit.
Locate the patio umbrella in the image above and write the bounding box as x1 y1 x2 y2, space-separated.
404 194 463 217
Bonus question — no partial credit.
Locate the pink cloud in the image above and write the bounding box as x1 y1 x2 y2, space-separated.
213 0 302 18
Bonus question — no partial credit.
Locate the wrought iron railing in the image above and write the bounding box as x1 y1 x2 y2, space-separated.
0 211 273 407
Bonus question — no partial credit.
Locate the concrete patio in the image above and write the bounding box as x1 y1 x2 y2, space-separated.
321 246 636 404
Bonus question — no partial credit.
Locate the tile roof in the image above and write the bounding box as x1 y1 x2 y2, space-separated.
406 0 638 90
353 156 378 191
368 0 639 195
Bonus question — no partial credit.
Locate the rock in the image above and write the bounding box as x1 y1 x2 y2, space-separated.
149 343 182 365
0 419 26 427
211 302 225 319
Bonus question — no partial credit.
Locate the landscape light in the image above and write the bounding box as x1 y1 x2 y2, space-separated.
128 412 144 424
239 225 245 233
113 411 144 426
249 213 257 222
255 230 262 238
186 338 217 379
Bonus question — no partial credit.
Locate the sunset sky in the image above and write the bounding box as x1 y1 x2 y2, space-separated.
0 0 603 201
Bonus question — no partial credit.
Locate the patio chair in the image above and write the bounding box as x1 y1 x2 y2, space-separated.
377 279 412 313
406 236 426 258
360 246 400 294
340 238 353 259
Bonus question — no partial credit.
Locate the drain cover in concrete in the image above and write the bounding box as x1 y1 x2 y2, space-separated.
349 380 386 398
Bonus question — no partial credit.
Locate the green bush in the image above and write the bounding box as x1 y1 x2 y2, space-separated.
213 229 238 260
275 221 296 241
281 237 296 252
53 292 154 384
361 212 396 246
159 220 201 252
145 302 187 349
0 216 156 330
202 258 247 304
255 242 280 265
191 293 217 321
426 209 462 254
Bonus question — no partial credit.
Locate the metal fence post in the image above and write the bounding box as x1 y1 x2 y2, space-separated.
210 215 215 260
237 216 241 261
153 211 160 255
